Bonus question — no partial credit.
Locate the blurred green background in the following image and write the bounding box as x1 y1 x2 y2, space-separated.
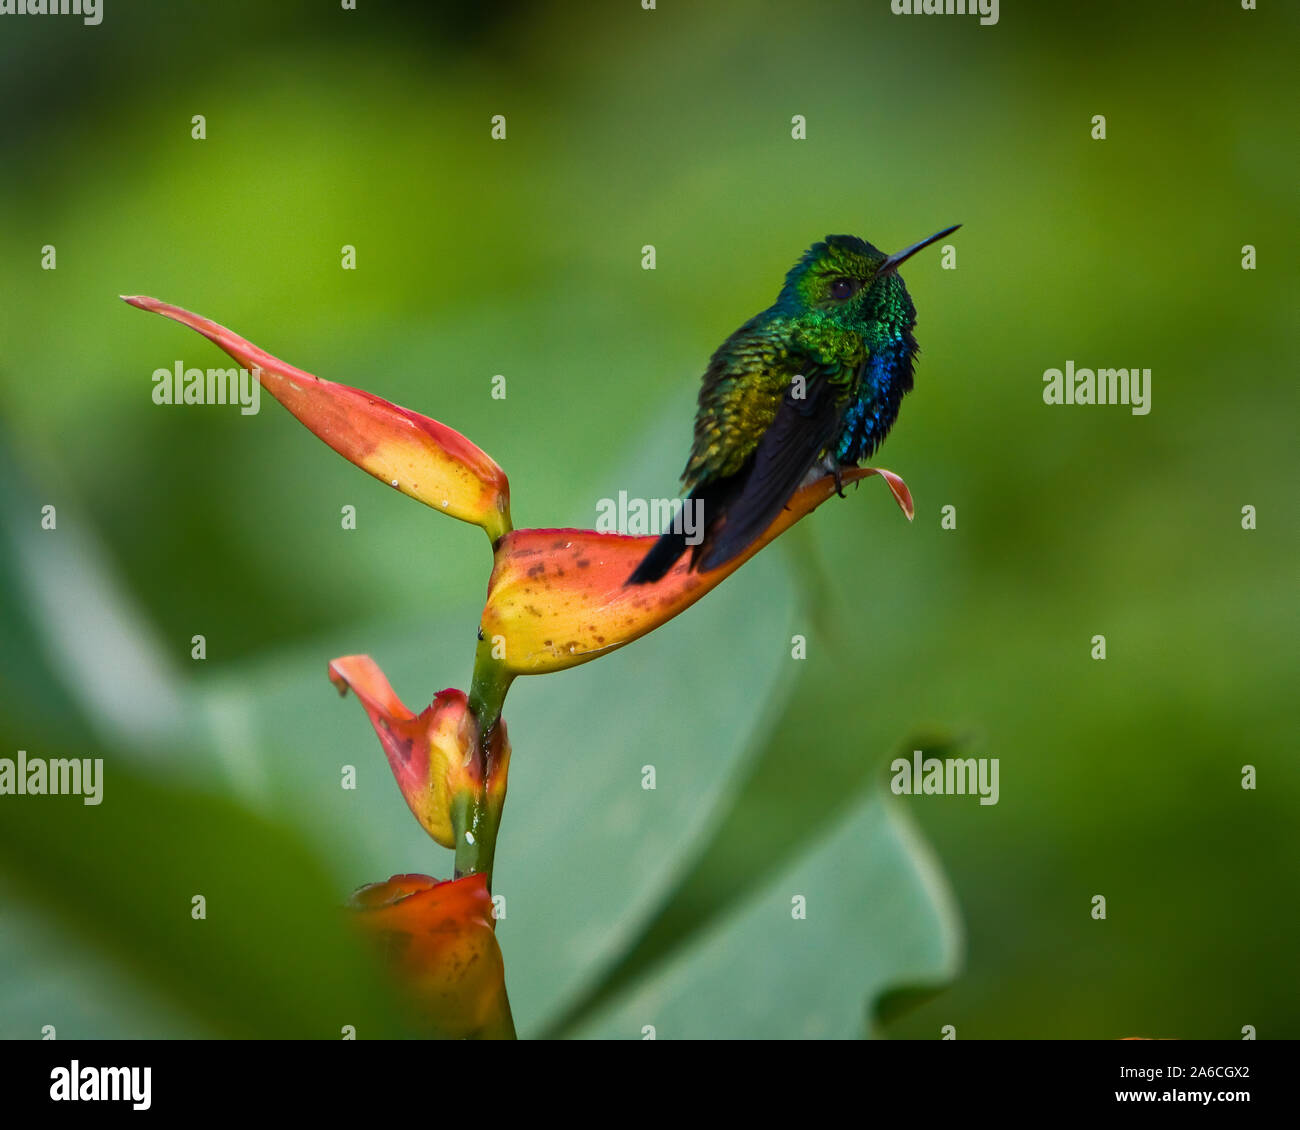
1 0 1296 1038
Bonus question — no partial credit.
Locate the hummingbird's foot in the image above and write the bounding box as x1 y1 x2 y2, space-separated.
833 463 846 498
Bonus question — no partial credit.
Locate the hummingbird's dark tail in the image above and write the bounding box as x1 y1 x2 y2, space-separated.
626 478 734 585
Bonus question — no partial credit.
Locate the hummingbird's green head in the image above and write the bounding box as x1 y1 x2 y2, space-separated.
778 226 959 323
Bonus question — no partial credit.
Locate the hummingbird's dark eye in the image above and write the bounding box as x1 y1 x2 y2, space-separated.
829 277 857 300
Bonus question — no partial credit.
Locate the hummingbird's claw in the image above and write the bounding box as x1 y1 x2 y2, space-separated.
833 464 846 498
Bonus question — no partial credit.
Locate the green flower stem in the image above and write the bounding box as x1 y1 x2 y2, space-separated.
451 789 502 883
454 638 515 884
467 636 514 742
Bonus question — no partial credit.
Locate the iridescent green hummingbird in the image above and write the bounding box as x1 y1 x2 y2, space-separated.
627 225 958 585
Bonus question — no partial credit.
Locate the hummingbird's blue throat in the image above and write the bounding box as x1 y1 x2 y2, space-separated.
834 334 916 464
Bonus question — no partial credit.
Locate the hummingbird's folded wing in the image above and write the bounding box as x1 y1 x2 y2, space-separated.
695 366 847 573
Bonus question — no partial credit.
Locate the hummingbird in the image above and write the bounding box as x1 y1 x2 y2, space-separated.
627 225 958 585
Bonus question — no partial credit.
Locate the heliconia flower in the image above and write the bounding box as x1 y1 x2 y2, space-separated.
348 872 514 1040
121 296 511 540
479 466 913 675
329 655 483 849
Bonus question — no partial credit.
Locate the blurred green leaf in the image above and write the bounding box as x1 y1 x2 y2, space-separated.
568 792 961 1039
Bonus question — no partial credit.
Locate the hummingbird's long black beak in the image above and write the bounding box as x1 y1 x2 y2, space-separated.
877 224 961 277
